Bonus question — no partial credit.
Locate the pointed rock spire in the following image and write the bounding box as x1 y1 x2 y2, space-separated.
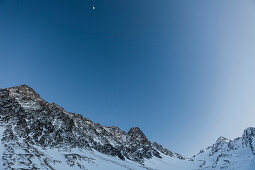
128 127 150 144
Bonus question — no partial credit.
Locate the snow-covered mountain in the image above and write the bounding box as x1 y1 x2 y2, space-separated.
192 127 255 170
0 85 255 169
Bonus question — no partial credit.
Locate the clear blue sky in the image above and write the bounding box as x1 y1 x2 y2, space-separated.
1 0 255 156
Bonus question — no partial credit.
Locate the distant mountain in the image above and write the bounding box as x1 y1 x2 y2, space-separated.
0 85 254 169
192 127 255 170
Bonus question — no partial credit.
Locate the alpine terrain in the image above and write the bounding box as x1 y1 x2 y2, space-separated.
0 85 255 170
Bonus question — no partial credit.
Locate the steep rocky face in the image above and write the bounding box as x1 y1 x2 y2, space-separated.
0 85 185 169
242 127 255 154
208 136 230 156
128 127 150 145
152 142 185 160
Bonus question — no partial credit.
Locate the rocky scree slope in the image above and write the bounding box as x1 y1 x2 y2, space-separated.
0 85 185 169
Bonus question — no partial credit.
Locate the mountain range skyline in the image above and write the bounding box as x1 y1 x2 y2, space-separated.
1 84 254 155
0 84 255 169
1 0 255 158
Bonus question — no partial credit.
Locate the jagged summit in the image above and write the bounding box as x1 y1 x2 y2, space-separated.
215 136 229 143
128 127 144 135
6 84 41 99
128 127 150 144
243 127 255 138
6 84 34 91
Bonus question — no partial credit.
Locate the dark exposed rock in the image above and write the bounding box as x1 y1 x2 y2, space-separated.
152 142 185 160
242 127 255 154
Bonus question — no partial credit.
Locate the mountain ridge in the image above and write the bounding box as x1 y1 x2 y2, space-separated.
1 84 255 169
0 84 188 169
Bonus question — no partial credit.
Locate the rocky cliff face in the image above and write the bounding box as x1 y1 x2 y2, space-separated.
0 85 185 169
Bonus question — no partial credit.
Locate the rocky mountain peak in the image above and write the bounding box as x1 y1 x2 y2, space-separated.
243 127 255 139
128 127 143 135
128 127 150 144
7 84 41 100
216 136 229 143
208 136 230 156
8 84 35 92
242 127 255 152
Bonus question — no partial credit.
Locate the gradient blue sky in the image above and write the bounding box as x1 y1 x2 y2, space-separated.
1 0 255 156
